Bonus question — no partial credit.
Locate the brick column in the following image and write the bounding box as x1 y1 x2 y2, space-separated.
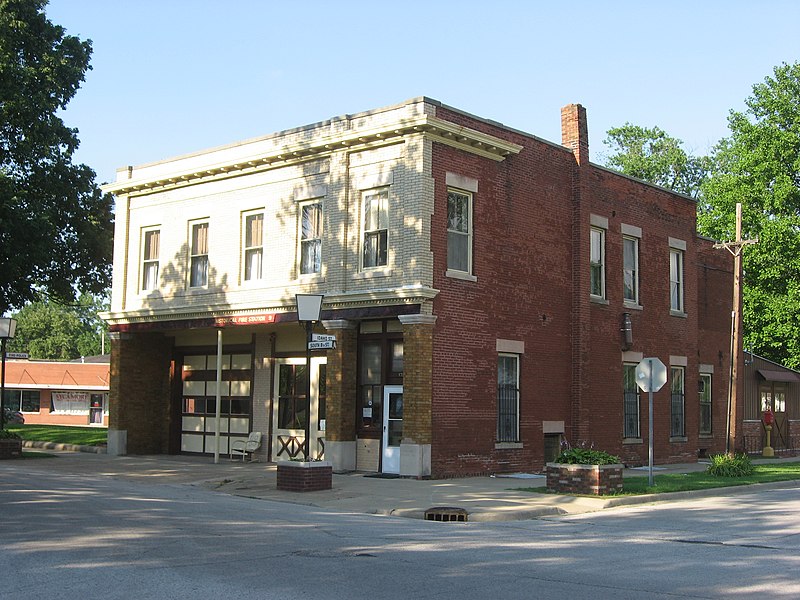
322 319 357 471
399 314 436 477
109 331 173 455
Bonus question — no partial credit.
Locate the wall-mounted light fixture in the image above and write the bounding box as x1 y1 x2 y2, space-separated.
621 313 633 351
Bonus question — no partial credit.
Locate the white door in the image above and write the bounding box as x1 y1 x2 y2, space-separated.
382 385 403 474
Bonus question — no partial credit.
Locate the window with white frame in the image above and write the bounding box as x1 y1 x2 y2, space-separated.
623 363 640 438
243 212 263 281
497 354 520 442
447 189 472 273
623 236 639 304
189 221 209 287
141 228 160 291
670 366 685 437
670 248 684 312
590 227 605 298
362 189 388 268
300 201 322 275
699 373 712 435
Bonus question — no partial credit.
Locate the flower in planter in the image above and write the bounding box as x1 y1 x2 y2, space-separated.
554 447 621 465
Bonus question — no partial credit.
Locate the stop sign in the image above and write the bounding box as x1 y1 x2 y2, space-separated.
635 357 667 392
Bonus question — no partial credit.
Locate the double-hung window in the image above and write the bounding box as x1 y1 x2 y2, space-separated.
300 201 322 275
670 248 684 312
623 236 639 304
699 373 712 435
141 228 160 291
623 364 640 438
190 221 209 288
447 189 472 273
243 212 263 282
590 227 605 298
670 366 685 437
362 189 388 269
497 354 520 443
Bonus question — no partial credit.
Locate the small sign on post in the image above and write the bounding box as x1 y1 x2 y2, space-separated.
635 357 667 487
311 334 336 343
308 340 336 350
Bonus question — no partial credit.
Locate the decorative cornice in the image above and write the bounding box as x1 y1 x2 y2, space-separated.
102 115 522 197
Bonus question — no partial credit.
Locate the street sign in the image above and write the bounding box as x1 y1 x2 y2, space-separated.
311 334 336 342
6 352 28 359
635 357 667 393
308 340 336 350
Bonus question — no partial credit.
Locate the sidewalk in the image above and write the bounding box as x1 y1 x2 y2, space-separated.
11 449 800 522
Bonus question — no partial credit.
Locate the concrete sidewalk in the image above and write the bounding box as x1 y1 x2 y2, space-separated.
10 450 800 522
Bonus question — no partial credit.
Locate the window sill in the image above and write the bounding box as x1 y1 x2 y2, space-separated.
495 442 523 450
623 301 643 311
353 268 392 280
622 437 643 445
590 295 609 305
294 273 325 284
669 436 688 443
185 287 212 296
699 433 713 439
446 269 477 282
670 310 687 318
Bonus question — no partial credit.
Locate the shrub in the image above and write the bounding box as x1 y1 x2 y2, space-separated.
707 453 754 477
0 429 21 440
554 448 621 465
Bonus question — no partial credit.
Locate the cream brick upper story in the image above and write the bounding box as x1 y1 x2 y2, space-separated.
102 98 522 327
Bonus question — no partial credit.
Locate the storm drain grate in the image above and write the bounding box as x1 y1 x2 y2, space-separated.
424 507 468 522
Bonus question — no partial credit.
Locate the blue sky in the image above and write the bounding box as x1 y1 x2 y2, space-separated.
47 0 800 185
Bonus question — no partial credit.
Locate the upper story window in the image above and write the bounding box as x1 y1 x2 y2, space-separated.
590 227 605 298
141 228 160 292
190 221 209 288
243 212 263 282
300 201 322 275
670 248 684 312
447 189 472 273
623 235 639 304
362 189 388 269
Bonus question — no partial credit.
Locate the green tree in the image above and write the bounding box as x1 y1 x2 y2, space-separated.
699 62 800 369
0 0 113 313
602 124 711 198
7 294 108 360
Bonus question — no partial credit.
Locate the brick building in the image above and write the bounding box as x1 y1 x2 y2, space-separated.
2 358 109 426
102 98 735 477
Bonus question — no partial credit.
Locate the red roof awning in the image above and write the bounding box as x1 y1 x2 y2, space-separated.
758 369 800 383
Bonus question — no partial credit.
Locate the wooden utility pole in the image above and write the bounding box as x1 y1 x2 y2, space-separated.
713 203 757 453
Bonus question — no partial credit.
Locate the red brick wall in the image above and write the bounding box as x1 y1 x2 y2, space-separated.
110 332 174 454
428 105 732 477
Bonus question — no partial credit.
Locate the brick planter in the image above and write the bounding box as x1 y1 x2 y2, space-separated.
546 462 624 495
0 438 23 459
277 461 333 492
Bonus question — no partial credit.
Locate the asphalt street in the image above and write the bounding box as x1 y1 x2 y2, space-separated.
2 458 799 599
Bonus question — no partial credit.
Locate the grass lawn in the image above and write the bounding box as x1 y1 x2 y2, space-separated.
6 424 107 447
520 462 800 497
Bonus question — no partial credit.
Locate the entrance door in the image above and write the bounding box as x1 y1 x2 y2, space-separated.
760 385 789 450
382 385 403 474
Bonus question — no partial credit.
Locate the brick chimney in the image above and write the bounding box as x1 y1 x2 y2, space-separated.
561 104 589 166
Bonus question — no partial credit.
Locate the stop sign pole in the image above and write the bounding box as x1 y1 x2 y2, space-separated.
636 357 668 486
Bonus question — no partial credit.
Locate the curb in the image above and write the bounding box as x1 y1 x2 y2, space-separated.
23 440 106 454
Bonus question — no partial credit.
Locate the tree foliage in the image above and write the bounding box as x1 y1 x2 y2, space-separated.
7 294 108 360
699 62 800 369
602 123 711 198
0 0 113 313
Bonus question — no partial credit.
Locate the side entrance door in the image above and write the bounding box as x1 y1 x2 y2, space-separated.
382 385 403 474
